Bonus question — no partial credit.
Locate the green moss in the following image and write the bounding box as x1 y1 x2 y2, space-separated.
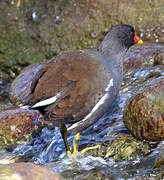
105 136 150 161
157 99 164 111
0 0 163 79
123 81 164 141
0 28 41 75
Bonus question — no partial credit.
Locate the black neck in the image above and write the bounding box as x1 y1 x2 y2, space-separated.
98 36 128 58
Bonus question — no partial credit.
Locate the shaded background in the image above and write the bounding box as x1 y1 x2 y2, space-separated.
0 0 164 81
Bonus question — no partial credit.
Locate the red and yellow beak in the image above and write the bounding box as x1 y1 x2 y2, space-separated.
134 34 143 44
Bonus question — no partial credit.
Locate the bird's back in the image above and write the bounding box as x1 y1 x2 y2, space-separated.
30 50 114 125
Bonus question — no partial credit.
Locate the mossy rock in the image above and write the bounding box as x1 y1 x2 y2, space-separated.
0 108 43 146
77 136 150 161
123 78 164 142
105 136 150 161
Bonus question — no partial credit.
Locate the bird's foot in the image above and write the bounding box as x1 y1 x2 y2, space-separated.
80 144 101 154
66 132 80 158
66 133 101 158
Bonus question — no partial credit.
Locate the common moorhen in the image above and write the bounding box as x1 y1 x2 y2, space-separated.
20 24 143 155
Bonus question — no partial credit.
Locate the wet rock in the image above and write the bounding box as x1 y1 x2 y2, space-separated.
0 108 43 146
9 64 45 106
153 141 164 169
105 136 150 161
154 154 164 168
154 51 164 66
123 45 164 75
123 78 164 142
122 65 164 96
0 162 63 180
76 136 150 161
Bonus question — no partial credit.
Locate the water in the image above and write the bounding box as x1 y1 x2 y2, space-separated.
0 56 164 179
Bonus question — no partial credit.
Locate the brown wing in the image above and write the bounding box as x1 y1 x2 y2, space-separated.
33 50 109 124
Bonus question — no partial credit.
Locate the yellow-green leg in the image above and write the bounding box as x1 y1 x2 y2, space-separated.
60 124 81 156
60 124 100 157
60 124 71 156
72 132 80 154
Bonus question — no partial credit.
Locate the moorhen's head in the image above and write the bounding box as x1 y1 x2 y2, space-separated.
98 24 143 55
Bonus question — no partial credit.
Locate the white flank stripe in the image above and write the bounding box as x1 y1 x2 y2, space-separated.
31 93 61 108
105 78 113 92
68 78 114 131
68 92 109 131
78 78 113 121
84 93 108 119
